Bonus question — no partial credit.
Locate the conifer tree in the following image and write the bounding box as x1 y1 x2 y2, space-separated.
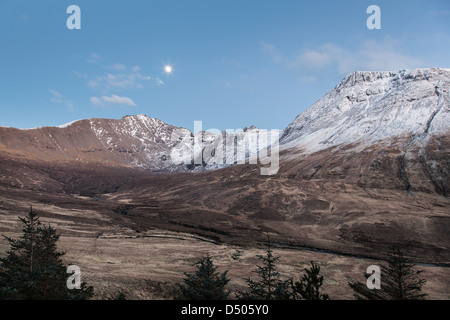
348 246 427 300
177 254 230 300
0 208 93 300
114 291 127 300
292 261 329 300
237 237 291 300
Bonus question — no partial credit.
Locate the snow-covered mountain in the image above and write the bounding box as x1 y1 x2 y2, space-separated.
1 69 449 274
0 113 274 172
0 68 448 186
0 114 192 170
281 68 449 151
279 68 449 196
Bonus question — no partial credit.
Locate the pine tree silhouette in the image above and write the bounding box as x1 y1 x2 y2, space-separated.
292 261 329 300
177 254 230 300
238 236 291 300
348 246 427 300
0 208 93 300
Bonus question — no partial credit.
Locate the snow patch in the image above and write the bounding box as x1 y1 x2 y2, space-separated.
281 68 450 153
57 120 82 128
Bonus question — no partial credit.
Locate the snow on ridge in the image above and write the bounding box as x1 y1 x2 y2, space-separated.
21 127 44 131
336 68 449 89
280 68 450 152
20 119 83 130
57 119 82 128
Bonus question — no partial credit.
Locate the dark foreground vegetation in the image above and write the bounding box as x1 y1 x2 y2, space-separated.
0 210 428 300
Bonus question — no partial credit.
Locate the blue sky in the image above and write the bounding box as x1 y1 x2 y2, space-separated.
0 0 449 132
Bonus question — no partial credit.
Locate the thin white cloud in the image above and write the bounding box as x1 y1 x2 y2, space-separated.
261 41 283 63
90 97 103 106
137 74 151 81
87 53 102 63
356 40 423 72
90 95 136 107
262 38 424 81
102 95 136 106
49 89 74 112
87 67 151 92
112 63 126 70
216 79 232 88
49 89 62 99
73 70 88 79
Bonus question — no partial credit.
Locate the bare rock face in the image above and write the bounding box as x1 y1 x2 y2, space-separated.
3 68 447 194
281 68 449 148
0 68 449 266
0 114 191 170
0 114 273 173
280 68 450 195
0 68 448 196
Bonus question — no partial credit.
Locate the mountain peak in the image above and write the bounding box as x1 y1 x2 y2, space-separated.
123 114 150 120
57 119 83 128
281 68 450 150
337 68 449 90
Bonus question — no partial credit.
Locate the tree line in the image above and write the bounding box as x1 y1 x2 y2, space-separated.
0 208 93 299
0 209 428 300
175 237 428 300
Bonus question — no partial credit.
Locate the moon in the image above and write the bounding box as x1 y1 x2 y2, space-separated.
164 65 173 74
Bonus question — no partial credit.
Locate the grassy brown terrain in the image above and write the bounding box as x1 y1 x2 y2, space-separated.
0 141 449 299
1 202 449 300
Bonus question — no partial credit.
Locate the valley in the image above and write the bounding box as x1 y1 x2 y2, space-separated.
0 68 449 299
